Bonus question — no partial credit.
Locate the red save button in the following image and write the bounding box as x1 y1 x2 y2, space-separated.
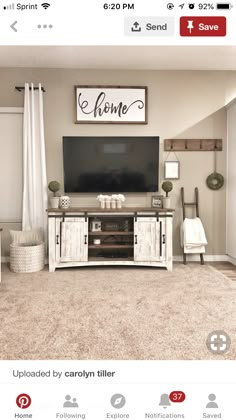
180 16 226 36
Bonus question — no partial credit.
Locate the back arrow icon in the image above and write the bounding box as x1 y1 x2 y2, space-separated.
10 21 18 32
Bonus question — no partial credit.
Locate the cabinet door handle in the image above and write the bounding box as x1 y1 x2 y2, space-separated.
84 235 87 245
160 221 162 257
162 234 166 244
135 235 138 244
56 235 60 245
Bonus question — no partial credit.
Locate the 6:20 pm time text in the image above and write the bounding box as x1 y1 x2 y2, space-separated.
103 3 135 10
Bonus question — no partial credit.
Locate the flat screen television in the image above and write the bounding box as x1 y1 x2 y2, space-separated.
63 136 159 193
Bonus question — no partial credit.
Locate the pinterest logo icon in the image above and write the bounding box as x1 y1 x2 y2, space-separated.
16 394 31 409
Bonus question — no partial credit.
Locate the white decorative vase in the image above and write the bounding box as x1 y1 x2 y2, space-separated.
50 197 59 209
59 196 70 209
163 197 171 209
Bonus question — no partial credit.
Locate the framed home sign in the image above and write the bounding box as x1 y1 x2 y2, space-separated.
75 85 147 124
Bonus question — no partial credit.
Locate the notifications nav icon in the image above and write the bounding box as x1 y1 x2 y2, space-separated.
131 22 141 32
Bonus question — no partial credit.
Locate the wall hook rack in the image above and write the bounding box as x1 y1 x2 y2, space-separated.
164 139 222 152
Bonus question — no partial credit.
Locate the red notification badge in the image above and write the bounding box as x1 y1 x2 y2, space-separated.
169 391 186 403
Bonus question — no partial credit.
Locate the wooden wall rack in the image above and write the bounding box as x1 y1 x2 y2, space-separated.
164 139 222 152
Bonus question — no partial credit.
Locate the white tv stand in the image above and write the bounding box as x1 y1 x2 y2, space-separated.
48 208 174 272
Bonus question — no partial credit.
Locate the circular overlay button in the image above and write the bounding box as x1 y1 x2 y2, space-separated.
206 330 231 354
16 394 31 409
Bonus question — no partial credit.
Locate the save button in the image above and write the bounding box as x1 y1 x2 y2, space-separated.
180 16 226 36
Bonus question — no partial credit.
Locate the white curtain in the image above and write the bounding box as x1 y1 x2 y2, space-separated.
22 83 48 241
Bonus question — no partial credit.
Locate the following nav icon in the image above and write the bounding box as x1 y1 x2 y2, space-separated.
131 22 141 32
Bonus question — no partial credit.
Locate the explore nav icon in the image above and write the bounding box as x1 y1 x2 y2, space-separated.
131 21 141 32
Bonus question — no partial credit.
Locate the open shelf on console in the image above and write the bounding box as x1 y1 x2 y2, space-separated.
89 216 134 233
88 244 134 249
89 231 133 236
88 215 134 260
88 256 133 262
88 214 134 260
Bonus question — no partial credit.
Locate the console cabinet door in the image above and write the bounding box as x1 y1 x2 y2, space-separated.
60 218 88 262
134 217 162 262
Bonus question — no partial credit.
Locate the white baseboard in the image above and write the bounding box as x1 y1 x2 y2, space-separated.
227 255 236 265
174 255 229 262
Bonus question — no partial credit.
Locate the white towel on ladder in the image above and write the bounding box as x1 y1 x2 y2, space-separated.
181 217 208 254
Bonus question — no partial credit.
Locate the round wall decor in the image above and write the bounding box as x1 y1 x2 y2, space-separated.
206 172 224 190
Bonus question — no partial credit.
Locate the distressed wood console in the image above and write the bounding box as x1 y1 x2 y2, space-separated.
47 208 174 272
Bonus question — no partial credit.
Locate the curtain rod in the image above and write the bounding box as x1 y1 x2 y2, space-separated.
15 86 46 92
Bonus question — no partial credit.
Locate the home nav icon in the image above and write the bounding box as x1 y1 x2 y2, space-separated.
131 22 141 32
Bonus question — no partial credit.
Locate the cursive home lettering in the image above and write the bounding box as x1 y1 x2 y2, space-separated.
78 92 144 119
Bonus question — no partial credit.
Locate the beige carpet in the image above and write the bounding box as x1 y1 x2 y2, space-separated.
0 263 235 360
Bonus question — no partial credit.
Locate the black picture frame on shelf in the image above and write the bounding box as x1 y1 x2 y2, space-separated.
151 195 163 208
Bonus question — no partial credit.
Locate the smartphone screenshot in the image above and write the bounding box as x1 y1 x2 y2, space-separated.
0 0 235 418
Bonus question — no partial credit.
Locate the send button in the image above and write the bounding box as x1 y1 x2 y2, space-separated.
146 23 168 31
124 17 175 37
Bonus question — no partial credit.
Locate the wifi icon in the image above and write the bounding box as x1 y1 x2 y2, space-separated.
41 3 50 9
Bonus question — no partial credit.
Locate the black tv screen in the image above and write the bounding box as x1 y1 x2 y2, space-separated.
63 136 159 193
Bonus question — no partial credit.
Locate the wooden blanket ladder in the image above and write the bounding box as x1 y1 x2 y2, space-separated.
181 187 204 265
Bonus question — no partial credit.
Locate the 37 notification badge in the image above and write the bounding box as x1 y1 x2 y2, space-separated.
180 16 226 36
16 394 32 409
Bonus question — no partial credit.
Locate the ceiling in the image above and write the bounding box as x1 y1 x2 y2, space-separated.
0 46 236 70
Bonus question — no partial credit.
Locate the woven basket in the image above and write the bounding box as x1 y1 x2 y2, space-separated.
10 241 45 273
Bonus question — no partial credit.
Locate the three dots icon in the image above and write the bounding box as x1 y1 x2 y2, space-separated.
37 24 53 29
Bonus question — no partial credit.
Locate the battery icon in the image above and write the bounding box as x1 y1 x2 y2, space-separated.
216 3 232 9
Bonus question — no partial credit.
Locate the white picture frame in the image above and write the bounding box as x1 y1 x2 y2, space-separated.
75 85 147 124
164 161 180 180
